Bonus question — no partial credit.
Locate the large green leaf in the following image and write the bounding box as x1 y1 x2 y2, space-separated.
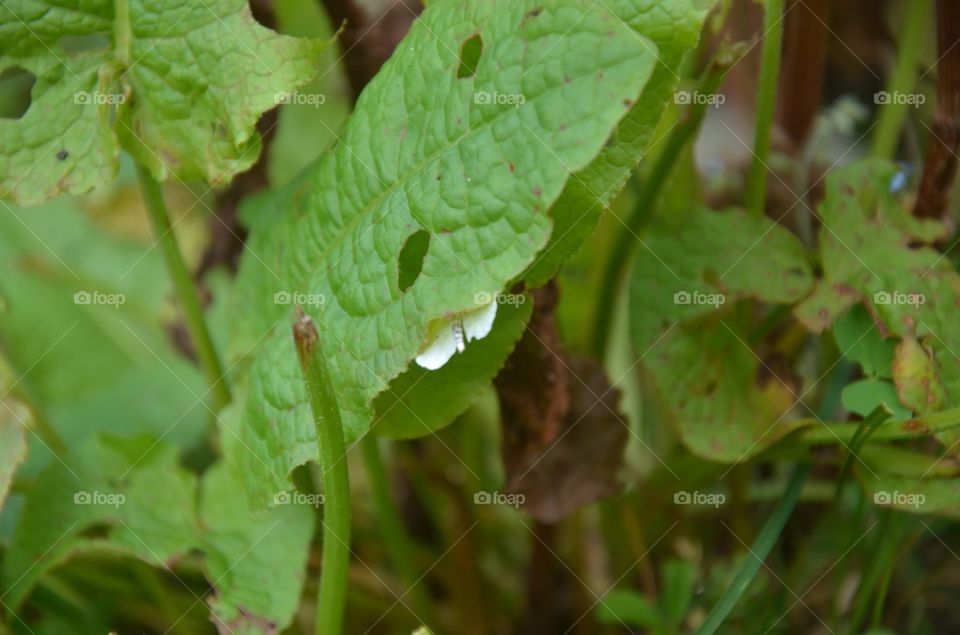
0 199 207 472
629 207 814 461
247 1 712 454
2 436 314 633
197 463 315 634
2 436 181 607
0 0 326 204
523 0 712 286
226 0 661 502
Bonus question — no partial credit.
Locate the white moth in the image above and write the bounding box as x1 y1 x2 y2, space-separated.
415 299 498 370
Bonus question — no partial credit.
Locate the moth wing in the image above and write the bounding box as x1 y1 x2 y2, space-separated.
415 321 459 370
463 299 498 343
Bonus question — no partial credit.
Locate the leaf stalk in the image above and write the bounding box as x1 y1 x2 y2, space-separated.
294 310 351 635
136 165 231 411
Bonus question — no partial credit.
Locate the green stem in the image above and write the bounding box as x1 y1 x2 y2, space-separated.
847 512 903 634
294 311 351 635
695 463 810 635
871 0 931 160
834 406 892 499
112 0 132 67
136 165 230 411
870 542 897 629
359 435 430 621
799 405 960 445
591 63 728 358
745 0 786 217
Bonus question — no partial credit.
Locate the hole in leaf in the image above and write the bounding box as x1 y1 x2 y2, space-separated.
0 66 36 119
457 34 483 79
397 230 430 292
58 33 110 53
76 522 112 540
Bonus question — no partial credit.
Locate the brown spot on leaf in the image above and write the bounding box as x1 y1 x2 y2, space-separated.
56 149 68 161
904 419 930 435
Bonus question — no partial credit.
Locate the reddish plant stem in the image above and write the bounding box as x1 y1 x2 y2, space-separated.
777 0 830 148
915 0 960 218
318 0 423 103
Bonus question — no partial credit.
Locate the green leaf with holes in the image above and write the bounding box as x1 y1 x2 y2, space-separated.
2 435 314 633
0 0 326 204
629 207 815 462
226 0 660 504
794 159 960 448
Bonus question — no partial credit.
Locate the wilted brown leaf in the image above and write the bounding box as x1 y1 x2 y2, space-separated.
496 284 627 523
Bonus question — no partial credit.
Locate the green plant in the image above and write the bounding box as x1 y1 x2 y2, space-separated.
2 0 960 634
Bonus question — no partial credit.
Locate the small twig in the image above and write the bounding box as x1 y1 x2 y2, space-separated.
293 308 351 635
914 0 960 218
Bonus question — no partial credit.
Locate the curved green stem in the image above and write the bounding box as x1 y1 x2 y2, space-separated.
359 435 430 621
695 463 810 635
591 63 728 358
294 312 351 635
136 165 230 411
745 0 785 217
871 0 931 159
834 405 892 499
